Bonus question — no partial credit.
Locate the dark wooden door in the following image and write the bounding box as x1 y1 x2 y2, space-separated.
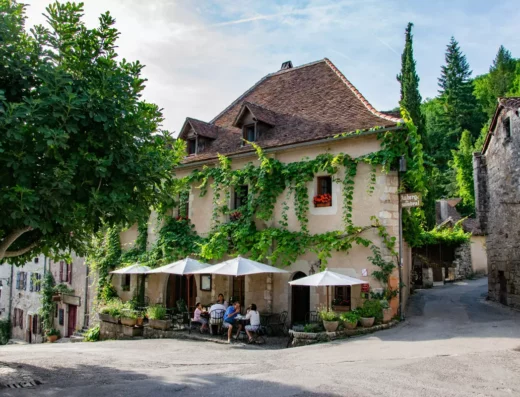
499 271 508 305
67 305 77 337
166 275 196 310
291 272 309 325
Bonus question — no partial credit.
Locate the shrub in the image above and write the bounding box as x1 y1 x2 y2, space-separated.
100 299 124 317
84 325 100 342
0 319 11 345
121 310 138 320
147 305 167 320
380 299 390 310
340 310 360 324
303 323 323 333
359 300 382 321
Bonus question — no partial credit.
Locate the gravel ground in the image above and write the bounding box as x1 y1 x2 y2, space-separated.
2 278 520 397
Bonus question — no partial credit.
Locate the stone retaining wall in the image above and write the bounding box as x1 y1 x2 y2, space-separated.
288 320 399 347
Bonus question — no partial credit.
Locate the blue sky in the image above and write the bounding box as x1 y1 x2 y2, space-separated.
24 0 520 134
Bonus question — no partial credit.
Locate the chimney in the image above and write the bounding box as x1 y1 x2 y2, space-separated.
280 61 293 71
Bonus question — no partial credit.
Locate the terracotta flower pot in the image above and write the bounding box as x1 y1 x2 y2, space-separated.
47 335 58 343
344 320 357 330
360 317 375 328
382 308 393 324
136 317 144 327
322 320 339 332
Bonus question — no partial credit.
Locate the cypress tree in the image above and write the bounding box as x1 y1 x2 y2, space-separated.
397 23 425 145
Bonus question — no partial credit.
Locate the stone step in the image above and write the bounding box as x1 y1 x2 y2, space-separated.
69 336 84 343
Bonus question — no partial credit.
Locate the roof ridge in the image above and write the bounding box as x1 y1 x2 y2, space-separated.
323 58 402 123
187 117 213 125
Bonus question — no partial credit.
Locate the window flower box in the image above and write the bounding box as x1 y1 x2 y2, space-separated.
230 211 242 222
313 193 332 208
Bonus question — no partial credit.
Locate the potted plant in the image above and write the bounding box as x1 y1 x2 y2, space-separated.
47 328 60 343
136 311 144 327
319 308 339 332
313 193 332 207
340 310 360 330
98 300 123 324
359 300 381 328
147 305 170 330
120 310 138 327
380 299 393 323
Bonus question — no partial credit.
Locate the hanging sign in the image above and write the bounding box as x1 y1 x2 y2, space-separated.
400 193 422 208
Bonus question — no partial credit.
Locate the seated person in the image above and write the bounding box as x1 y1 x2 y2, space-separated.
244 303 261 343
217 293 229 309
192 302 208 333
222 301 241 343
208 301 227 334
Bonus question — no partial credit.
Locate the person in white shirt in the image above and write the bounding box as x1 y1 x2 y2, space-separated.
244 303 261 343
208 301 226 334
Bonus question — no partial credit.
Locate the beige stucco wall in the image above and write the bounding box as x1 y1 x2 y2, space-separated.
471 235 488 275
113 134 408 322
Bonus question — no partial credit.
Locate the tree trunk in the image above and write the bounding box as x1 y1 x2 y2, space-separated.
0 226 39 261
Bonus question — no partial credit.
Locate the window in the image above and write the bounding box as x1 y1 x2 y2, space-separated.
35 273 42 292
187 139 197 155
333 286 351 307
314 176 332 207
16 272 28 290
34 257 39 263
59 309 64 326
55 304 58 318
122 274 131 291
242 124 256 143
504 117 511 139
233 185 249 209
30 273 34 292
32 315 39 335
59 261 72 283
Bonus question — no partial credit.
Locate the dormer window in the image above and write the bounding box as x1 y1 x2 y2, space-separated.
504 117 511 140
243 124 256 143
187 139 197 155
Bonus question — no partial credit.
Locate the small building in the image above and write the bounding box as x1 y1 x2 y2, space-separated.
117 58 413 323
0 254 93 343
474 97 520 307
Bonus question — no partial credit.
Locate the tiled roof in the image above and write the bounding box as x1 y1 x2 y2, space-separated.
181 58 402 164
483 97 520 153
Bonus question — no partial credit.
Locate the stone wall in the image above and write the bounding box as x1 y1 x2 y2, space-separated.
453 243 472 280
478 107 520 308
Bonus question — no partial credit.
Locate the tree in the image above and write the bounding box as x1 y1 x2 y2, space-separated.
397 23 426 148
450 130 475 216
474 46 517 117
0 1 185 264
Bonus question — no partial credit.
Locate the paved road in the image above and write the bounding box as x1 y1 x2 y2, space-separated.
2 278 520 397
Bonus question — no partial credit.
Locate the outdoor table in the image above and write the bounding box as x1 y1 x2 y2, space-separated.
235 315 250 341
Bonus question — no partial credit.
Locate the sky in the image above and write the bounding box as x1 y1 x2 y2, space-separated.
23 0 520 135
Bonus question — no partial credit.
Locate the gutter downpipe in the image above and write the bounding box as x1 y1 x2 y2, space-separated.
398 155 406 321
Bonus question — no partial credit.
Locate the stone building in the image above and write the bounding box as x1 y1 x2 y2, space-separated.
0 254 93 342
116 58 413 323
474 97 520 307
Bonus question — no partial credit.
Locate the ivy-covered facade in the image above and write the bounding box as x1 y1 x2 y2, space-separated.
112 59 415 323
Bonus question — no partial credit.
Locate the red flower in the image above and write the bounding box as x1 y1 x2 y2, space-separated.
313 193 332 206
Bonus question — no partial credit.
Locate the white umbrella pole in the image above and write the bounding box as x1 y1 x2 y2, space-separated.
327 285 330 311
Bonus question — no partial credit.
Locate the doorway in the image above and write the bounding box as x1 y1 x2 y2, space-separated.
291 272 310 325
166 275 196 311
67 305 77 337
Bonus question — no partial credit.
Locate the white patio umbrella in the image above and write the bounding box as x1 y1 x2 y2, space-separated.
190 256 288 305
147 257 211 311
288 269 366 310
110 263 151 274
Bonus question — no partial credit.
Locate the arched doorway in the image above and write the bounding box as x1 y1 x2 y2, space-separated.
166 275 196 311
291 271 309 325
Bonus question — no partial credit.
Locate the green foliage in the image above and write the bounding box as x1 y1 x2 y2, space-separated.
339 311 360 324
146 305 167 320
359 300 382 321
47 328 60 337
397 23 426 149
84 325 100 342
0 319 10 345
319 308 339 322
303 323 323 333
451 130 475 216
416 221 471 247
0 0 185 264
100 299 124 317
369 245 396 287
39 272 55 333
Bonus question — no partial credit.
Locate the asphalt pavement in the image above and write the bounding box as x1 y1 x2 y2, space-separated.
2 277 520 397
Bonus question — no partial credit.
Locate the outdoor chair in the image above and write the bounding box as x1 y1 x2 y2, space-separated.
268 311 288 336
209 309 225 336
248 325 267 345
305 311 319 324
188 312 204 334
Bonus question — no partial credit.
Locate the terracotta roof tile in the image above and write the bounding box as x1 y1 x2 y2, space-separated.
483 97 520 153
181 59 402 163
234 102 278 127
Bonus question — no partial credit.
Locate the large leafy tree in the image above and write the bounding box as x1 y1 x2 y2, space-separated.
450 130 475 216
0 1 184 264
474 46 518 117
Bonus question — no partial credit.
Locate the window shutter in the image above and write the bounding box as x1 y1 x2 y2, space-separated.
68 263 72 283
16 272 20 290
59 261 64 282
30 273 34 292
24 272 28 290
